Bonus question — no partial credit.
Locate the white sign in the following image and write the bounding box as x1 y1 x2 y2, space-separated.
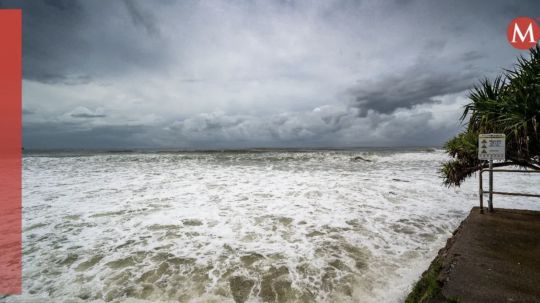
478 134 505 160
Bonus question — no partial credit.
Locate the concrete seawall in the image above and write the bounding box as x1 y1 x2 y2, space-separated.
406 207 540 303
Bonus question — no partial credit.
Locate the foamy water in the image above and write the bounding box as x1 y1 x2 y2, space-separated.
5 149 540 302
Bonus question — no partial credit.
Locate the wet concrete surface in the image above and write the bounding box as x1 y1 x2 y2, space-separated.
432 207 540 303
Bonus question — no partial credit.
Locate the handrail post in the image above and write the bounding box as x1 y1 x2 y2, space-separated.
477 169 540 212
479 169 484 214
488 159 494 212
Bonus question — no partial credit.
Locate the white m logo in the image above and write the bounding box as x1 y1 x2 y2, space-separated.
512 22 535 43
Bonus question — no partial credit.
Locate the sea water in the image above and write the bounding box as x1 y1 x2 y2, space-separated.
6 149 539 302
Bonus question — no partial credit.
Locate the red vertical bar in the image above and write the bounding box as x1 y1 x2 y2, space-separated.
0 9 22 294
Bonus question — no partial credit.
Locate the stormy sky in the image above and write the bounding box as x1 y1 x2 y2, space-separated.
2 0 539 149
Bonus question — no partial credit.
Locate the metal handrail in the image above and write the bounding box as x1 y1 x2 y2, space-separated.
479 169 540 213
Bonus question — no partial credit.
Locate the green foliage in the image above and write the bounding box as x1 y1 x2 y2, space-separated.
405 259 443 303
442 46 540 186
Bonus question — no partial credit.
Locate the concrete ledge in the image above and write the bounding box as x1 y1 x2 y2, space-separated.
406 207 540 303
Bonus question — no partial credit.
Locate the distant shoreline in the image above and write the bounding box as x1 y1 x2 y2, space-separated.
22 146 441 154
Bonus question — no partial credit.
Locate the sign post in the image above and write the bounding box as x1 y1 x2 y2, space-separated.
489 159 493 212
478 134 506 212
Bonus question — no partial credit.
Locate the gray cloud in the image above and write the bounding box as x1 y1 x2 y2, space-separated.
68 107 107 119
460 51 485 62
34 74 93 86
2 0 172 84
350 64 478 117
122 0 160 36
7 0 540 149
24 123 154 149
71 113 107 119
23 99 465 149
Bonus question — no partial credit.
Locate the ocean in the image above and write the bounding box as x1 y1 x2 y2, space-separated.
8 149 540 302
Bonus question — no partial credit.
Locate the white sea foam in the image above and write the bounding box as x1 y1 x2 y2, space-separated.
6 150 540 302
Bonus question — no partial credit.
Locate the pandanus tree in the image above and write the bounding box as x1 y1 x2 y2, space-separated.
441 46 540 186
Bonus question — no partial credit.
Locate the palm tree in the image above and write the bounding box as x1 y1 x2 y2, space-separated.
442 46 540 186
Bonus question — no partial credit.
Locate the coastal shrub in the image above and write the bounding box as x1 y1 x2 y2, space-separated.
442 46 540 186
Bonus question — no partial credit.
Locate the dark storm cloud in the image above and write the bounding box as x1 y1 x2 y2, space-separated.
169 111 330 145
343 0 540 117
23 123 154 149
41 0 77 11
35 74 93 86
460 51 485 62
350 64 479 117
1 0 171 84
122 0 160 36
1 0 83 83
11 0 540 148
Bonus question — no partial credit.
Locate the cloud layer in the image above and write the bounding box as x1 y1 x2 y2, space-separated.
2 0 538 148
